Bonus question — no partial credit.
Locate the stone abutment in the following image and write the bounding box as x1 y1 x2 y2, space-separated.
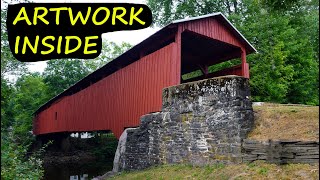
114 75 254 171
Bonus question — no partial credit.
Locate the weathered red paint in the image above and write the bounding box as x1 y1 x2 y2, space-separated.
33 14 256 139
178 18 244 48
34 44 179 138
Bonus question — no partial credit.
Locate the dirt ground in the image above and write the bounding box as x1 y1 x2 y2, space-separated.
248 103 319 141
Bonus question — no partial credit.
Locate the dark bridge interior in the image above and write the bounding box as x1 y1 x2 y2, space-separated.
181 30 242 83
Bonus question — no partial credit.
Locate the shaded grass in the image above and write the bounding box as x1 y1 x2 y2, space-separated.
110 161 319 180
249 103 319 141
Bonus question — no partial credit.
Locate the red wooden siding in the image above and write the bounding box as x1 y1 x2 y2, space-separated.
178 18 245 49
34 43 180 138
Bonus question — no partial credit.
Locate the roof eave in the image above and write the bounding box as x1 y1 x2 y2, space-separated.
172 12 257 54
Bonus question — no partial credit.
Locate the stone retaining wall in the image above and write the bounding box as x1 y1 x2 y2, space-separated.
114 76 254 171
242 139 319 164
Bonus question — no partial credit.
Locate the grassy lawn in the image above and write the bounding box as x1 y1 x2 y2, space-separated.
249 103 319 141
111 161 319 180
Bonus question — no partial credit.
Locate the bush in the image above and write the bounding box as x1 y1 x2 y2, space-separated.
1 132 44 180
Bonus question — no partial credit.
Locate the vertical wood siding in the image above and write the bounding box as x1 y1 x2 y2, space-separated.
34 43 180 138
178 18 246 50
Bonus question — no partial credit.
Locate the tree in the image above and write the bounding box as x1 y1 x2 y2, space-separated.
1 131 44 180
85 40 132 71
1 78 15 131
148 0 245 27
11 73 49 145
239 0 319 104
43 59 90 98
242 12 295 102
1 1 27 79
1 73 46 179
1 2 44 179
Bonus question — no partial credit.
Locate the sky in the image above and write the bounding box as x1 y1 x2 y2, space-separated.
10 0 161 72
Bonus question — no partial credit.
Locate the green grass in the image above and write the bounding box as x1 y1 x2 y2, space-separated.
109 161 319 180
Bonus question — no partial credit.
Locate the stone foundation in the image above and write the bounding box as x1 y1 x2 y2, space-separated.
113 75 254 171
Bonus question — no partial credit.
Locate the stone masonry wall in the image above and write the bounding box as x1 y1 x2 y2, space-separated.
114 75 254 171
242 139 319 164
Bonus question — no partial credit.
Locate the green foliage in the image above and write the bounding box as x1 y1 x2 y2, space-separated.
1 132 44 180
239 1 319 104
11 73 50 146
1 75 49 179
182 70 202 80
248 162 256 168
148 0 245 26
209 59 241 73
258 167 269 175
242 13 295 102
85 40 132 71
260 0 303 12
1 2 27 78
1 3 45 178
1 78 15 131
91 134 119 159
182 59 241 81
43 59 90 98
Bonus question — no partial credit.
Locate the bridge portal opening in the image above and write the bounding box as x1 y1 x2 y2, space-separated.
180 30 248 83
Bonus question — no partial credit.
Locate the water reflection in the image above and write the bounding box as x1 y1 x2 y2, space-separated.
43 160 113 180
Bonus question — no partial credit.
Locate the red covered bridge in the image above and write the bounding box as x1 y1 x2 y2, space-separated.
33 13 257 139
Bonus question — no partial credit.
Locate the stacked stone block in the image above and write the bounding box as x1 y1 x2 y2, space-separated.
242 139 319 164
117 75 254 171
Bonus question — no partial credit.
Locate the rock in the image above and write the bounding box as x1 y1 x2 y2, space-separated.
112 128 138 172
242 139 319 164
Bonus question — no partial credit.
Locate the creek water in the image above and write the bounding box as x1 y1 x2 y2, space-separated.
42 160 113 180
39 133 118 179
